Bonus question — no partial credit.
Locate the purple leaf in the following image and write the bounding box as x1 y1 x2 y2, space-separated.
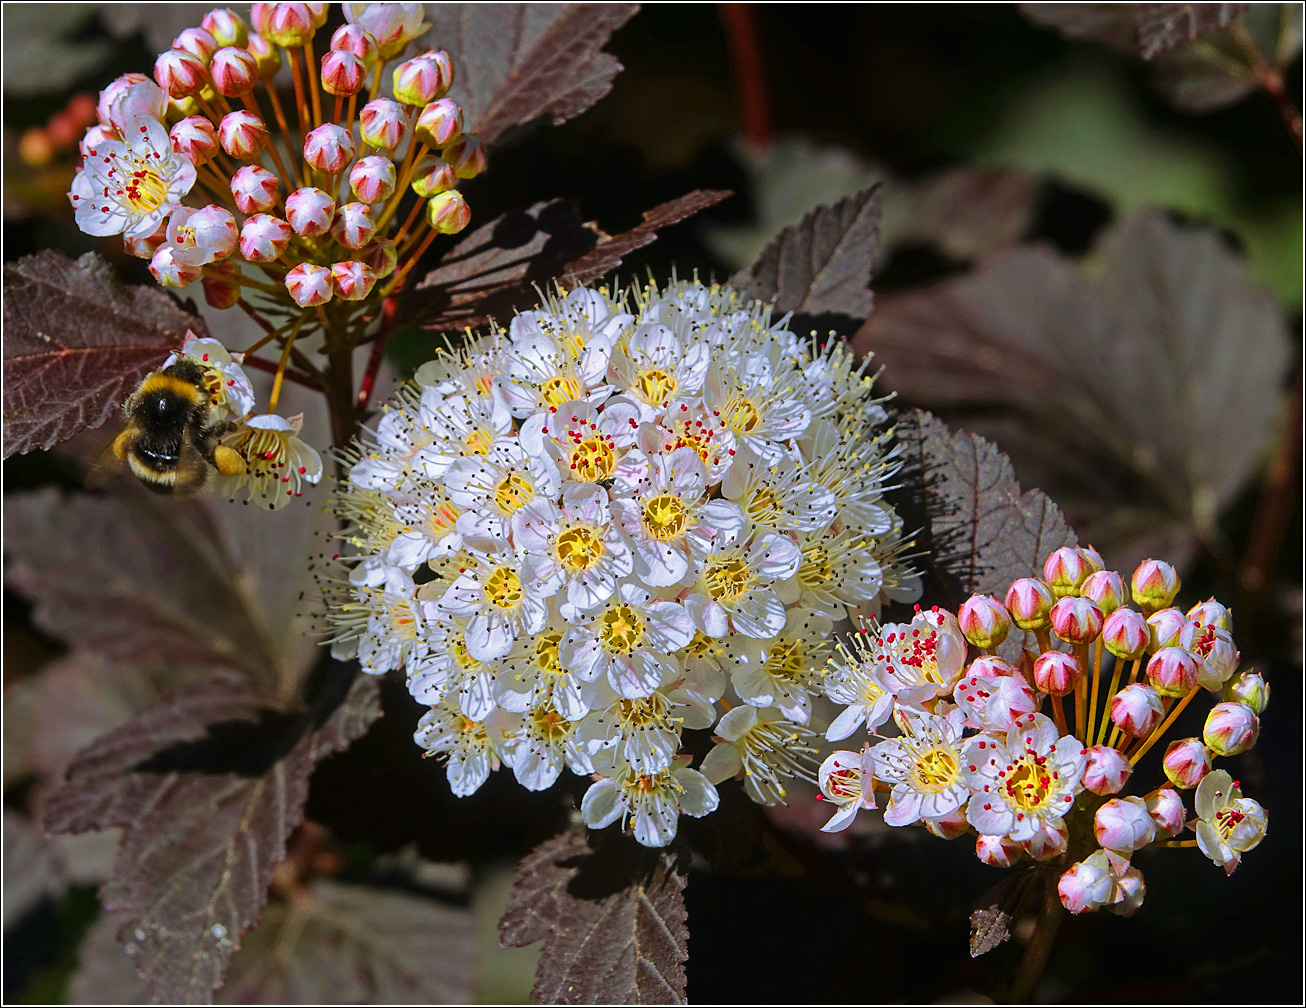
2 251 198 458
970 869 1038 957
1133 3 1249 59
500 827 688 1005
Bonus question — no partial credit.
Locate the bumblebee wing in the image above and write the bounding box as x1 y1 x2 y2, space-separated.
65 422 128 490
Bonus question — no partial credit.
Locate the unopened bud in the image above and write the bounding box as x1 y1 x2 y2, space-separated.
1078 545 1105 572
202 9 249 48
330 260 377 300
922 807 969 840
414 98 463 147
357 238 398 278
966 655 1013 680
1059 855 1113 914
218 110 268 158
170 115 219 166
443 133 487 180
239 213 292 262
1145 787 1185 837
1187 597 1232 633
97 72 151 129
246 34 281 79
261 1 315 47
1162 737 1211 788
1026 821 1068 862
250 2 270 32
1203 701 1258 757
80 123 117 160
285 186 335 236
173 27 218 64
411 155 456 198
201 259 241 308
393 52 451 106
1033 650 1082 696
1044 546 1091 598
1082 744 1132 795
957 594 1010 650
1146 646 1199 698
1146 607 1187 651
123 217 168 260
1101 608 1149 660
331 202 377 249
1050 596 1104 644
231 165 280 214
350 155 396 203
1004 578 1054 631
1224 669 1268 714
19 127 52 167
285 262 333 306
331 23 378 67
1106 865 1145 917
976 833 1022 867
360 97 405 151
149 244 202 287
427 189 470 234
210 46 258 96
306 2 328 27
1110 683 1163 738
154 49 208 99
1131 558 1180 612
1094 796 1155 854
321 49 366 96
304 123 355 173
1080 570 1125 614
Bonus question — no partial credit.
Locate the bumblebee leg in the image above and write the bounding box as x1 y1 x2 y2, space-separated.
112 429 131 461
212 444 247 476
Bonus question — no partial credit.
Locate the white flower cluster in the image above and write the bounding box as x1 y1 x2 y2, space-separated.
331 278 918 846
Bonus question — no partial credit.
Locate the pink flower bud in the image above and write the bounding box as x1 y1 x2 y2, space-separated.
331 23 379 67
954 669 1038 731
167 204 238 265
246 34 281 79
1033 650 1082 696
321 49 366 96
922 807 969 840
173 27 218 64
1224 670 1268 714
1110 682 1163 738
80 124 117 159
358 238 398 278
967 655 1013 680
393 52 452 106
1187 597 1231 633
231 165 280 214
1082 744 1132 795
360 98 405 150
1101 607 1149 660
97 73 149 129
149 244 202 287
285 262 333 306
123 217 168 259
957 594 1010 650
1078 545 1105 573
170 115 219 166
349 155 396 203
303 124 355 173
1146 607 1186 650
285 186 335 236
218 110 269 159
1146 787 1185 837
330 202 377 249
1094 796 1155 853
410 155 456 197
202 9 249 48
443 134 487 179
1131 558 1180 612
261 2 315 47
347 2 428 57
1162 737 1211 788
1202 701 1258 757
1146 646 1200 698
976 833 1022 866
210 46 259 96
1059 856 1113 914
239 213 292 262
202 259 241 308
1050 596 1104 644
414 98 463 147
1105 865 1145 916
427 189 470 234
250 2 271 32
1004 578 1054 631
1044 546 1091 598
330 260 377 300
1026 820 1068 861
154 49 208 99
1080 570 1125 614
306 2 328 27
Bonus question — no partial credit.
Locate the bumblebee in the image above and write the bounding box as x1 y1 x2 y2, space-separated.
112 359 247 494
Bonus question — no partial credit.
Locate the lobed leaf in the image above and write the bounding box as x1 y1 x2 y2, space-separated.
43 670 381 1004
500 827 688 1005
729 184 882 336
969 869 1039 957
430 3 639 145
2 251 199 458
1133 3 1249 58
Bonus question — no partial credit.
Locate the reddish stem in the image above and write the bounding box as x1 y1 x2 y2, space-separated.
1239 366 1302 596
720 3 774 148
357 296 400 411
237 297 276 334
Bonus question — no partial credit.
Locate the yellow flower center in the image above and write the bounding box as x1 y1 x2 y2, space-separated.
529 706 570 743
555 525 604 571
541 375 583 409
798 544 832 589
455 715 488 744
722 393 762 434
464 426 495 455
123 166 169 213
484 565 523 609
642 494 688 540
912 747 959 791
600 604 644 653
569 436 616 482
704 557 754 603
452 633 481 669
1000 755 1054 813
494 472 533 515
765 640 807 682
534 631 564 674
635 367 676 405
745 485 778 523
